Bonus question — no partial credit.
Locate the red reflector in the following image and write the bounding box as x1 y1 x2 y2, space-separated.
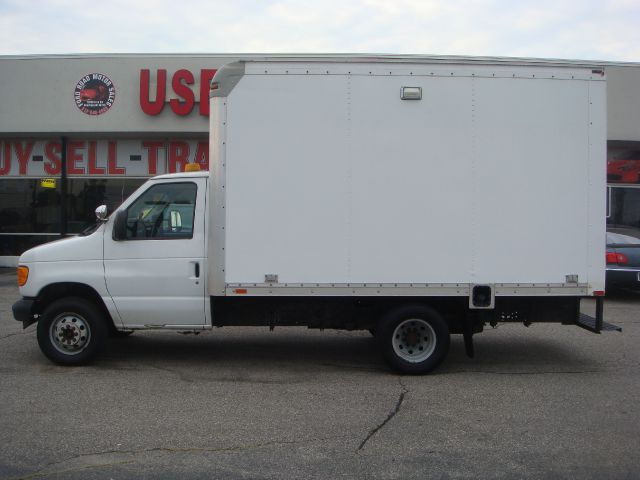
606 251 628 265
234 288 247 294
594 290 605 297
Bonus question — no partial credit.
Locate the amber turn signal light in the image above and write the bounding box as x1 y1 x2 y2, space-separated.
17 266 29 286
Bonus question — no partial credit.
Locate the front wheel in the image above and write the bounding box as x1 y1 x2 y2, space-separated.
378 305 450 374
37 297 107 366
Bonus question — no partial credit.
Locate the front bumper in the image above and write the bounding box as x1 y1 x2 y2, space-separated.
12 298 37 329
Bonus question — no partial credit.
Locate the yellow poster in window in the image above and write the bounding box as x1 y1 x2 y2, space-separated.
40 178 56 189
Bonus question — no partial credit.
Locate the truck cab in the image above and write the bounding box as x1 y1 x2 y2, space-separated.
13 170 209 364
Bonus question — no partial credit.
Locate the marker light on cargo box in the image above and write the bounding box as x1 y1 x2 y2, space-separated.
401 87 422 100
184 163 201 172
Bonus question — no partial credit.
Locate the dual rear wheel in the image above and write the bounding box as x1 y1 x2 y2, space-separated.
377 305 450 374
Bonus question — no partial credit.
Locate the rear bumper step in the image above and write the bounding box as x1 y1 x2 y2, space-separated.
576 314 621 333
575 296 621 333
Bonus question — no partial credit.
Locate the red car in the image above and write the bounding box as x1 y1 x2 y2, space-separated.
607 150 640 184
80 84 108 102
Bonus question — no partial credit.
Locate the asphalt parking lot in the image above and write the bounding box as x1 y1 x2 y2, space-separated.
0 268 639 479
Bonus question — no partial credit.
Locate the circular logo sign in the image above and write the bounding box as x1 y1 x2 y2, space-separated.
74 73 116 115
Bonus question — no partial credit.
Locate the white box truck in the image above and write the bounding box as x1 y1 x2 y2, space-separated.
12 57 620 374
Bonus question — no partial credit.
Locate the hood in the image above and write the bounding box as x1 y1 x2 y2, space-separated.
20 227 104 263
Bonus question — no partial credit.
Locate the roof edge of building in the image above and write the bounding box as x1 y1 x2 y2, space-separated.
1 52 639 68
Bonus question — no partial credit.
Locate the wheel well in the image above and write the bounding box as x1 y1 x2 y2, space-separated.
35 283 118 333
377 301 467 334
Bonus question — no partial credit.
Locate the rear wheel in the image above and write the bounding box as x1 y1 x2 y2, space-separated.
378 305 450 374
37 297 107 366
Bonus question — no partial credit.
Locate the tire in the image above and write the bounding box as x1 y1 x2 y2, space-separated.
37 297 107 366
377 305 450 374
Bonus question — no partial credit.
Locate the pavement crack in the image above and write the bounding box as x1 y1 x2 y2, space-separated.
12 436 355 479
10 458 135 480
0 331 31 341
358 378 408 451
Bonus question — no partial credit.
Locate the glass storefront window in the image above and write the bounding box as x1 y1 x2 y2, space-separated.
0 178 146 255
608 186 640 229
0 179 61 234
66 178 145 234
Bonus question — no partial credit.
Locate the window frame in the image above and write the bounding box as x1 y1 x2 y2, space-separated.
122 181 198 241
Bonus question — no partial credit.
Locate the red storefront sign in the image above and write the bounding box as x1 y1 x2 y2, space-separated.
0 140 208 177
139 69 217 117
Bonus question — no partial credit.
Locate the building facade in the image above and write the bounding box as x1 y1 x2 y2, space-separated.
0 54 639 266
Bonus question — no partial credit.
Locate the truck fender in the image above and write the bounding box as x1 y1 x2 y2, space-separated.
30 282 120 333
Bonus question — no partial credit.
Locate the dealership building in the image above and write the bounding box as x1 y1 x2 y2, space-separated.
0 54 639 266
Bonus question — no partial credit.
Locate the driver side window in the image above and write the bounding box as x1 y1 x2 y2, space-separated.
125 182 197 240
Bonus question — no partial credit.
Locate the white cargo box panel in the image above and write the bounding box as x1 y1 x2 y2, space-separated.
209 60 606 296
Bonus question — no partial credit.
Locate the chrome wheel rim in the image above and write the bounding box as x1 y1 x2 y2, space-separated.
392 318 436 363
50 313 91 355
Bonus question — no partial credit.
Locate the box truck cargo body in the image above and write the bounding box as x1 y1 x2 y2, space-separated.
12 57 619 374
211 60 606 293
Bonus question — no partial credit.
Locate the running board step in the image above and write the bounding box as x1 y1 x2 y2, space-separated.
576 313 622 333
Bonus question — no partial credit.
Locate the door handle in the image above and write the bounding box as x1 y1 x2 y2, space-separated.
195 262 200 278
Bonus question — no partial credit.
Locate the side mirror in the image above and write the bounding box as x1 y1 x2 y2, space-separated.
112 210 127 241
95 205 108 222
